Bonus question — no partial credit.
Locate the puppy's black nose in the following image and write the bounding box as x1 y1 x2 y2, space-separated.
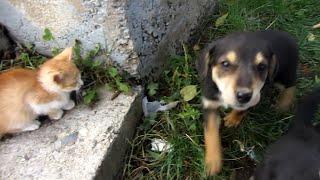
236 91 252 104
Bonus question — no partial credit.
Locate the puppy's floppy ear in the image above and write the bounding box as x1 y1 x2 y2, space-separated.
196 41 217 80
268 54 279 83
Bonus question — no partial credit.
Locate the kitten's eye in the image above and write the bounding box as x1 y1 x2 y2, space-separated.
221 60 230 68
257 63 267 72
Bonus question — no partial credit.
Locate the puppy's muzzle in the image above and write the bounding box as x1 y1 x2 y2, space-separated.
236 90 252 104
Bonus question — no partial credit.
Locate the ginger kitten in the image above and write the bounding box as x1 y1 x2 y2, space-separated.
0 47 83 137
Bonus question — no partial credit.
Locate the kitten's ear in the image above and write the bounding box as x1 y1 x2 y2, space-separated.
53 73 64 84
53 47 73 62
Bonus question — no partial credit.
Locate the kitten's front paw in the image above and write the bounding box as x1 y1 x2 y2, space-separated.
63 101 75 110
48 109 64 120
22 120 41 132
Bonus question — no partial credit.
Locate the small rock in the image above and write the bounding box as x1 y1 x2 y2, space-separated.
60 132 79 146
54 132 79 150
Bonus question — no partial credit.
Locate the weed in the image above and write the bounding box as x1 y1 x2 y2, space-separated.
147 82 159 96
72 41 132 105
0 45 46 71
42 28 54 41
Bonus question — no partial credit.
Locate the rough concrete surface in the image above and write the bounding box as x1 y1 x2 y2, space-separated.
0 89 142 180
0 0 216 77
127 0 216 78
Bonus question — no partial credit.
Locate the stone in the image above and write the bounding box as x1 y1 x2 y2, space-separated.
0 0 216 77
0 88 142 179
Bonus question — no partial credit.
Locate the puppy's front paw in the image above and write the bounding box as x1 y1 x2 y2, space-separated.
224 110 245 127
63 100 75 110
205 153 222 176
48 109 64 120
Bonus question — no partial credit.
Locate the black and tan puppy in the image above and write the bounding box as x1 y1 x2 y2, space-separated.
197 30 298 175
253 87 320 180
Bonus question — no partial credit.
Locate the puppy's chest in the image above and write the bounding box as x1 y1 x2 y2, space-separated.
30 93 69 114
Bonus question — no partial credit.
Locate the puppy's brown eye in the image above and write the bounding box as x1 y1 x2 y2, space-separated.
221 61 230 68
257 63 267 72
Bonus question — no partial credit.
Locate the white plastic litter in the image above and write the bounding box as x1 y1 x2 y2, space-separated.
142 96 179 117
151 138 172 152
234 140 257 161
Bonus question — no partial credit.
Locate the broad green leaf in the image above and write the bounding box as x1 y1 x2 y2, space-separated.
42 28 54 41
147 83 159 96
215 13 228 27
83 90 97 105
116 81 130 93
19 53 29 62
108 67 118 77
180 85 197 101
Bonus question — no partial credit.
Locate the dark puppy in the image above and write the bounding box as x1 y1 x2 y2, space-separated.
253 87 320 180
197 30 298 175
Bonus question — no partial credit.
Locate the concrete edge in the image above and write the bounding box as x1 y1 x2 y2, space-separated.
94 91 143 179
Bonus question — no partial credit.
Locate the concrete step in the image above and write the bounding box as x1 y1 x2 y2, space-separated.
0 88 142 180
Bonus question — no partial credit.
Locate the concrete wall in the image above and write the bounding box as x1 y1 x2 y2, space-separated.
0 0 215 78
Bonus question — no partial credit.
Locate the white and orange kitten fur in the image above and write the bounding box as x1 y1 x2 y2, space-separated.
0 47 83 137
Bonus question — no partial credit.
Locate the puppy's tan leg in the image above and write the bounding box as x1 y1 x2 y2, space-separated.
204 109 222 175
224 109 246 127
276 86 295 111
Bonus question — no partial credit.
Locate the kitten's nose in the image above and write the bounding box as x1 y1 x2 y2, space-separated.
236 90 252 104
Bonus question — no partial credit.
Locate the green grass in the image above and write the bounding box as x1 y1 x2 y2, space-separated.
124 0 320 179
